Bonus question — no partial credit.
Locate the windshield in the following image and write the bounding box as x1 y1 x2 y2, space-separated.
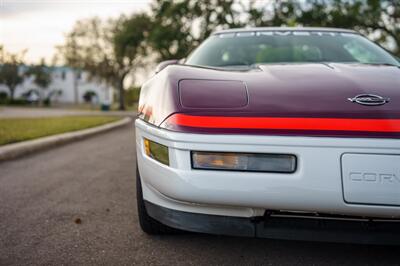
185 31 400 68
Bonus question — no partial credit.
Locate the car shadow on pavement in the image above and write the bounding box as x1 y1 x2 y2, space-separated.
145 232 399 265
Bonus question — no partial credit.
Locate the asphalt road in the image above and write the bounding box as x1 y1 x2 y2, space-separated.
1 124 399 265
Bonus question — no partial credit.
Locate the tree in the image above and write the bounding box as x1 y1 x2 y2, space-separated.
26 59 52 103
246 0 298 27
269 0 400 56
0 46 26 100
113 13 152 109
151 0 399 57
58 13 151 110
148 0 245 61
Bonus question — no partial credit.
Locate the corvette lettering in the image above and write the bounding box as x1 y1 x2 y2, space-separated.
219 31 342 38
349 172 400 183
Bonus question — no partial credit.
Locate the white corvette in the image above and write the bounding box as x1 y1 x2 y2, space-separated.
135 27 400 244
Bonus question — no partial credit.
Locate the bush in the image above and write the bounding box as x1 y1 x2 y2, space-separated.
43 98 51 106
8 98 30 105
83 90 98 103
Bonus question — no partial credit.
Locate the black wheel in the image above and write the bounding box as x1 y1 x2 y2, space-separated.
136 165 178 234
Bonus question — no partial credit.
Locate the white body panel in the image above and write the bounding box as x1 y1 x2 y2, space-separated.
135 119 400 219
342 153 400 206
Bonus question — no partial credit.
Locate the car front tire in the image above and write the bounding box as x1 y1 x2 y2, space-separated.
136 165 178 234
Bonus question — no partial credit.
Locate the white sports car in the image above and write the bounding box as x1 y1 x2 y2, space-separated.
135 27 400 244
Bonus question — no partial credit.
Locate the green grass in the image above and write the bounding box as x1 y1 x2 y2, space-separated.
0 116 121 146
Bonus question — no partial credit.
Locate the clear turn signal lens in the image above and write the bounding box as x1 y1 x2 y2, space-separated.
192 151 296 173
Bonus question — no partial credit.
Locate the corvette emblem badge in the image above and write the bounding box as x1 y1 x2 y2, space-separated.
348 94 390 106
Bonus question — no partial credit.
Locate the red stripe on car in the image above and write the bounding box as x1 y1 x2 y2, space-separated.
166 114 400 132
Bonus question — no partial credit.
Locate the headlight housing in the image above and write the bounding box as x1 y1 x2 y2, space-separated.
191 151 296 173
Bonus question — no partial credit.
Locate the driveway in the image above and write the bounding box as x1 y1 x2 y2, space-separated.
0 125 398 265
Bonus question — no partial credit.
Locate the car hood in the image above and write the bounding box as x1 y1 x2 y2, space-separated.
179 63 400 119
140 63 400 137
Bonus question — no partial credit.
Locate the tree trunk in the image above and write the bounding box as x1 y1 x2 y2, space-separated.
73 70 79 104
118 77 125 111
9 86 15 101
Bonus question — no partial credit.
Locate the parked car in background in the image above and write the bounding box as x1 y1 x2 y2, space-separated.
135 27 400 244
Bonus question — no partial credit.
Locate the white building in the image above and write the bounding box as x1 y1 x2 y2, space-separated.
0 66 113 104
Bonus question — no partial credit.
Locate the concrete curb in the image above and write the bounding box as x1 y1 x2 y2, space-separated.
0 117 132 162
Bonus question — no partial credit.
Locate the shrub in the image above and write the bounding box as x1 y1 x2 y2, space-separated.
83 90 97 103
0 92 8 104
8 98 29 105
43 98 51 106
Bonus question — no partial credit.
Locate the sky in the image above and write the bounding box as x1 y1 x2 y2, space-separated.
0 0 151 63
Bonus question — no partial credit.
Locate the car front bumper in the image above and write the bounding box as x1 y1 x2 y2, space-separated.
135 118 400 222
144 200 400 245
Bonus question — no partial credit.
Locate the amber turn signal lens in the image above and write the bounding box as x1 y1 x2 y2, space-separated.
144 138 169 166
192 151 296 173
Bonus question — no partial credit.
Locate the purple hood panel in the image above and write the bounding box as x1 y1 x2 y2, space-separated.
138 63 400 137
179 79 248 109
